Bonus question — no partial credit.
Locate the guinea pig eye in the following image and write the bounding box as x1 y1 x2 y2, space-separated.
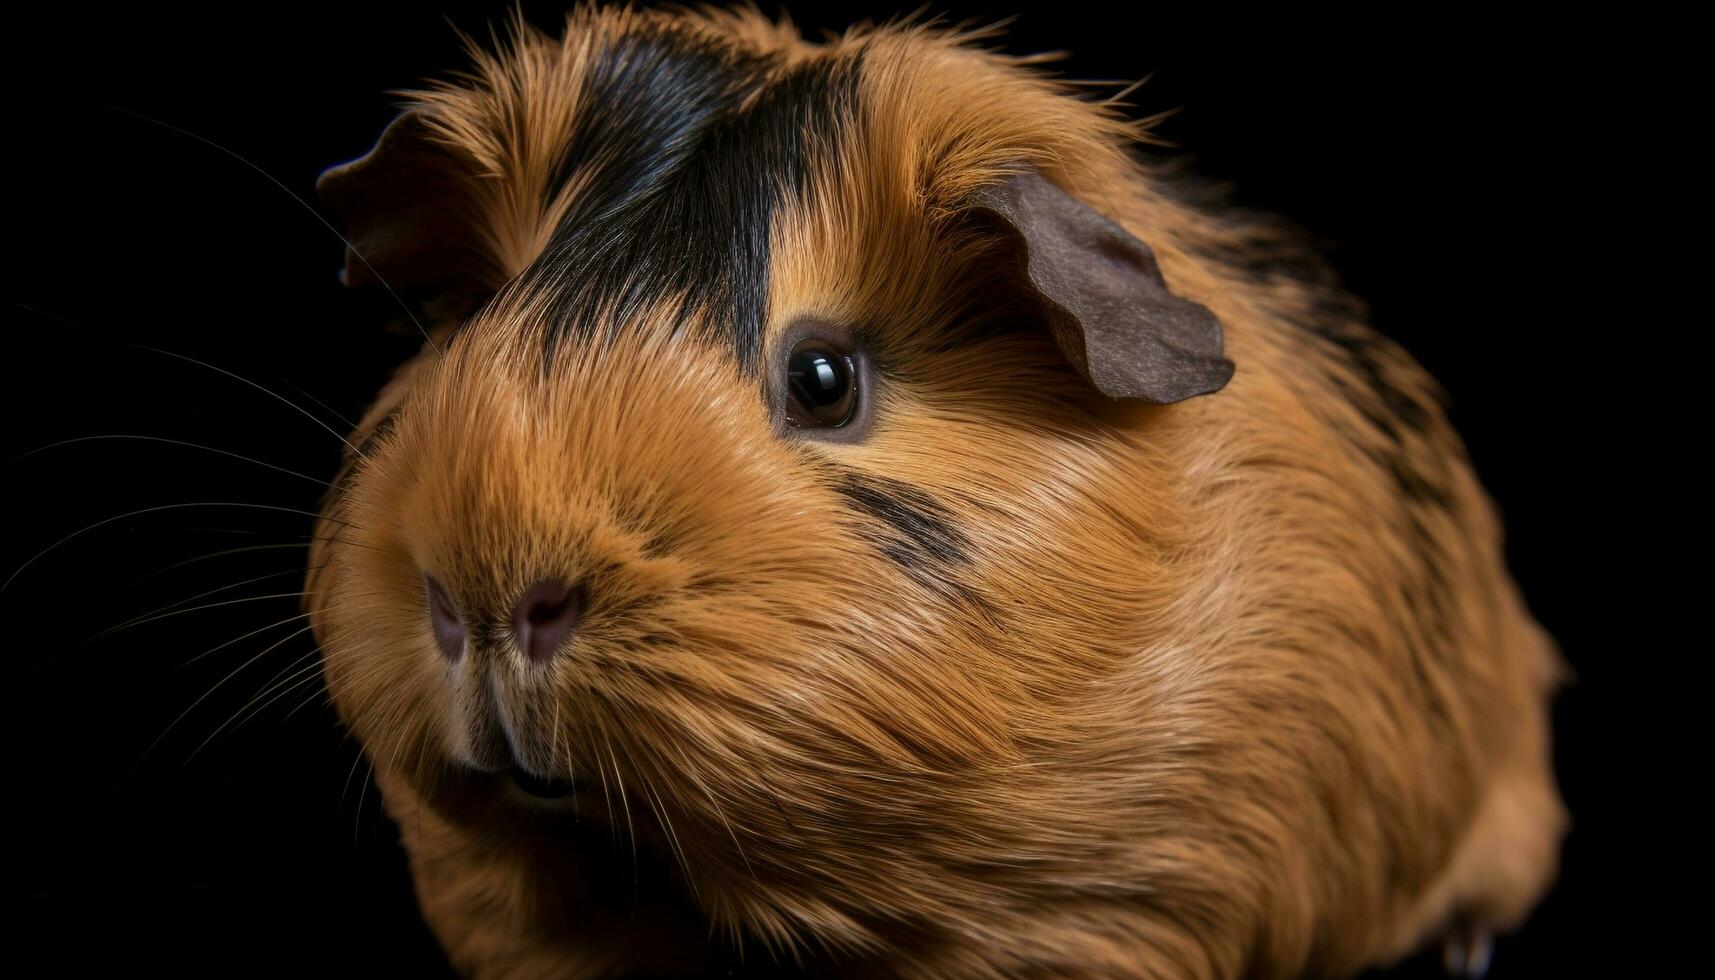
785 340 858 429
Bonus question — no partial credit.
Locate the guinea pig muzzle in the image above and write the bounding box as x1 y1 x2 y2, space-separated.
429 575 589 800
472 702 583 802
450 649 583 801
473 683 583 800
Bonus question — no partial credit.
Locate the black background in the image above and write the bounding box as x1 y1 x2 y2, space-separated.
3 2 1633 976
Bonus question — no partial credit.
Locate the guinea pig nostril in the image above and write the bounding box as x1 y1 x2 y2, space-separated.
514 580 582 664
424 576 466 663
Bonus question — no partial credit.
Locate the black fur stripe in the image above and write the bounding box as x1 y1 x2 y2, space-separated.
835 472 970 570
527 23 860 372
834 471 1001 624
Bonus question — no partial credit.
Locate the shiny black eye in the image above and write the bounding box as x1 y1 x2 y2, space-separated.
785 340 858 428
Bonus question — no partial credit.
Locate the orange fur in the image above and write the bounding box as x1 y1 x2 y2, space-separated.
308 6 1565 977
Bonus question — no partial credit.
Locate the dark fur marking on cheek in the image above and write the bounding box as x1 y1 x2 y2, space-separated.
832 472 1002 625
835 473 970 568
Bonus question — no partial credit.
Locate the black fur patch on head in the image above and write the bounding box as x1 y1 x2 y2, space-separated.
523 22 860 372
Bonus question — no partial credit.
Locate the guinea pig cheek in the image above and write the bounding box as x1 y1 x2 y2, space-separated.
585 521 699 602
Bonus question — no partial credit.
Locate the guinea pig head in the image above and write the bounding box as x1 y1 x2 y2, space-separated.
307 10 1233 942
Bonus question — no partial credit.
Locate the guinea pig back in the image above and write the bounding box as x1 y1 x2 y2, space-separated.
305 7 1565 978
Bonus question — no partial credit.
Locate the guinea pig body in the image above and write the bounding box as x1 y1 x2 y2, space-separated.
307 7 1565 978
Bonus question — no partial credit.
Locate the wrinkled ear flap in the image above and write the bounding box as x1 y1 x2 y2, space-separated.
969 169 1234 403
315 111 492 313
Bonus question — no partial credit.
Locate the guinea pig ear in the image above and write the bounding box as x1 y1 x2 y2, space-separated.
969 169 1235 404
315 110 492 308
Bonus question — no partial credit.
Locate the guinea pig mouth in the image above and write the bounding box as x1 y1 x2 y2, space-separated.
507 763 575 799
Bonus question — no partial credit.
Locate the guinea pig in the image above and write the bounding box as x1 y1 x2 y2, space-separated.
306 5 1566 977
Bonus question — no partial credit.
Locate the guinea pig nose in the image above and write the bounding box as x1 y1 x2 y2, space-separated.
424 576 466 663
513 580 582 663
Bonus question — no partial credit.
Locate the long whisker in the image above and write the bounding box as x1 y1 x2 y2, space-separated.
602 730 639 884
285 381 360 430
98 565 321 640
86 590 320 640
131 623 318 774
340 694 416 842
550 695 573 810
196 649 328 756
221 647 325 725
130 542 311 587
9 303 362 459
670 744 755 883
594 745 617 849
132 345 364 457
339 742 368 828
355 757 375 842
640 776 697 898
177 611 314 672
557 716 579 815
280 681 332 724
13 434 331 487
4 501 362 592
403 719 437 850
108 105 442 357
